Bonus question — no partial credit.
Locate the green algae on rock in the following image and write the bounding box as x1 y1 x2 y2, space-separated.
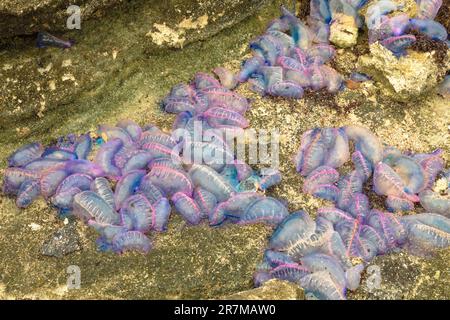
223 279 305 300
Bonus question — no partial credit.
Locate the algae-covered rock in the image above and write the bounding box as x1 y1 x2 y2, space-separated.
223 279 305 300
0 0 269 133
329 13 359 48
0 0 123 39
357 43 446 102
143 0 268 53
350 249 450 300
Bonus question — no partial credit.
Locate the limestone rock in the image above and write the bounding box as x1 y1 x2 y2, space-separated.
329 13 359 48
223 279 305 300
360 0 418 21
357 43 446 101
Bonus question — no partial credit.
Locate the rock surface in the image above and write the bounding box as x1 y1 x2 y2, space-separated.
358 43 448 102
329 14 359 48
0 0 123 39
223 279 305 300
41 222 81 258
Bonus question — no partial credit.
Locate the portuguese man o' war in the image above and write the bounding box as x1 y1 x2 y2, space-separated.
230 1 448 103
36 31 75 49
231 5 347 99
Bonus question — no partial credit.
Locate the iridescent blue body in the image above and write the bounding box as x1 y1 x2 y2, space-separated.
7 142 43 167
352 151 372 180
51 187 81 211
419 190 450 217
114 170 146 210
147 165 193 197
98 125 134 146
37 32 75 49
24 158 64 171
336 219 377 261
189 165 235 202
412 149 444 189
40 169 68 198
336 171 364 210
88 220 128 243
209 192 262 226
344 125 382 166
122 151 154 174
172 192 202 225
112 231 152 254
365 0 399 29
120 194 154 232
201 87 249 114
138 175 164 204
56 173 92 194
281 6 312 50
239 197 289 225
90 177 115 209
270 263 310 284
16 180 41 208
386 195 415 212
317 207 354 226
193 187 217 218
346 193 369 220
2 167 39 195
64 160 105 177
268 81 304 99
401 213 450 255
73 191 120 224
409 18 448 41
300 271 346 300
300 253 347 289
116 120 142 142
303 166 339 194
203 107 249 129
74 134 92 160
381 35 416 55
259 169 282 190
139 131 177 148
262 249 295 268
237 56 265 83
42 147 77 161
152 197 171 231
310 0 332 23
373 162 420 203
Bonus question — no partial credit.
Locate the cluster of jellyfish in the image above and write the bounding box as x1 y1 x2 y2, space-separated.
253 125 450 299
3 73 287 253
228 1 449 99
